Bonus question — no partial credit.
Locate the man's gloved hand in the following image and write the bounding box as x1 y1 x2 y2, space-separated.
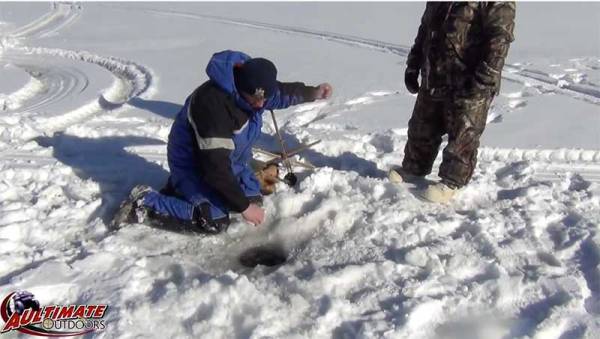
255 164 279 195
242 203 265 226
314 83 333 100
405 68 420 94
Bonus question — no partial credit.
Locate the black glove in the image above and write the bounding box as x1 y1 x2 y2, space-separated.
405 68 420 94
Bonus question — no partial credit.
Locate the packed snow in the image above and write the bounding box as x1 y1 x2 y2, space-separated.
1 2 599 338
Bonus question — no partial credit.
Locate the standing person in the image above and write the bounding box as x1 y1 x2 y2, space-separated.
113 50 333 233
389 2 515 203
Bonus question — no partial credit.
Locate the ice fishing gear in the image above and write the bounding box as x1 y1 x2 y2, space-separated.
269 109 296 186
251 111 320 190
252 140 320 194
254 140 321 170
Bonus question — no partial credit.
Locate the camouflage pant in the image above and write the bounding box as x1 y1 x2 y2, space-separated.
402 89 493 188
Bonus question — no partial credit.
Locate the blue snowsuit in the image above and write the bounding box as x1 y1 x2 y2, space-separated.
142 50 317 224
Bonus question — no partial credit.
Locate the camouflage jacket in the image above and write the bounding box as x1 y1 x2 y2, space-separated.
407 2 515 95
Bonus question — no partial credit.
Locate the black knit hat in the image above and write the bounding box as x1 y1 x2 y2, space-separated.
234 58 278 98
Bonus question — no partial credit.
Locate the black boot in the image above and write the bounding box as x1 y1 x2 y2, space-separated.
141 203 230 235
111 185 151 229
191 203 230 234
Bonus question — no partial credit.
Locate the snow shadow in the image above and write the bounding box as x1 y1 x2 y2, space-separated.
34 132 169 226
332 320 367 339
128 97 182 120
579 237 600 315
558 325 588 339
255 131 387 179
331 294 410 338
0 256 56 286
508 290 571 338
98 94 126 111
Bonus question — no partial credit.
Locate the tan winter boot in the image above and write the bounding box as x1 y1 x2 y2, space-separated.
419 182 458 203
388 167 422 184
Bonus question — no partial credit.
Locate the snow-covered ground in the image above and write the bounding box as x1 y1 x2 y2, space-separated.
1 2 599 338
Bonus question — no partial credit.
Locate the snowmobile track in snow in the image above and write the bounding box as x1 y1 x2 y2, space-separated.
124 6 600 106
7 2 81 39
2 144 600 183
9 46 155 133
0 57 89 112
1 2 154 134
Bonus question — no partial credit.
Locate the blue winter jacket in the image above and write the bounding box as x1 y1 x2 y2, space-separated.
167 50 317 218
